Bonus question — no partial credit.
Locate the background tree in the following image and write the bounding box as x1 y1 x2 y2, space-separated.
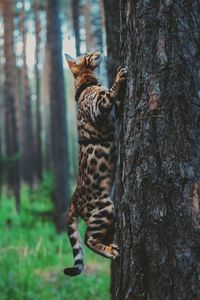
71 0 81 56
87 0 103 51
103 0 120 86
1 0 20 211
0 27 4 194
33 1 43 181
112 1 200 299
81 0 107 85
46 0 70 232
20 0 35 186
42 44 52 171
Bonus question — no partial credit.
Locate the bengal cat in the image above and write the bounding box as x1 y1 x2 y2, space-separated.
64 50 127 276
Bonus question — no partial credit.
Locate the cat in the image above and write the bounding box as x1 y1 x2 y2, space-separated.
64 50 127 276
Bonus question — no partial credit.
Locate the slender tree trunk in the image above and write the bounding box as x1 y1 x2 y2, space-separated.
33 2 43 181
71 0 81 56
1 0 20 211
83 0 107 84
0 104 3 199
67 77 78 188
103 0 120 86
21 0 35 186
112 1 200 299
83 0 93 50
42 44 52 171
88 0 103 51
46 0 70 232
0 40 4 160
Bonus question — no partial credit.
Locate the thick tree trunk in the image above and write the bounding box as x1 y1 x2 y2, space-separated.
1 0 20 211
112 1 200 300
21 0 35 186
103 0 120 86
33 3 43 181
46 0 70 232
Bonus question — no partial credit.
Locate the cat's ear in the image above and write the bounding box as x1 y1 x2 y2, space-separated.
64 53 75 61
64 53 76 69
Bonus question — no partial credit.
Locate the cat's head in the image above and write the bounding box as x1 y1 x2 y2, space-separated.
65 50 102 78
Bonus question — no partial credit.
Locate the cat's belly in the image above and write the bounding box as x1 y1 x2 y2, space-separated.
75 143 116 220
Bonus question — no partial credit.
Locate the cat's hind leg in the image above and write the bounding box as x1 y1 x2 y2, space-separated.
85 235 119 259
84 203 119 259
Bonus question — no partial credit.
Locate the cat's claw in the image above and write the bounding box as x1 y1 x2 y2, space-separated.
116 67 127 82
110 244 120 259
117 65 122 72
111 243 119 250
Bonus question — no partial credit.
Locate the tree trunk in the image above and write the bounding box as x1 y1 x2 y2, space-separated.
33 2 43 181
67 76 78 188
87 0 103 51
103 0 120 86
83 0 107 85
112 1 200 300
42 44 52 171
21 0 35 187
71 0 81 56
83 0 94 50
0 39 4 160
46 0 70 232
1 0 20 211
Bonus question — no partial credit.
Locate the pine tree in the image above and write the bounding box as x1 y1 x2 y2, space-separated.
21 0 35 186
33 1 43 181
112 1 200 299
46 0 70 231
1 0 20 210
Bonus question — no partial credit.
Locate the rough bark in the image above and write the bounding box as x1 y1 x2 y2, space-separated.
33 2 43 181
1 0 20 211
46 0 70 231
21 0 35 186
103 0 120 86
112 1 200 300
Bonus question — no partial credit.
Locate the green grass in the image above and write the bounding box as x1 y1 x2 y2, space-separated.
0 179 110 300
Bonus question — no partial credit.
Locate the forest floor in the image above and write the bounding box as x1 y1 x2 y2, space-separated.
0 177 110 300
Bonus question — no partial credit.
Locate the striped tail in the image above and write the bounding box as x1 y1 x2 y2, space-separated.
64 203 84 276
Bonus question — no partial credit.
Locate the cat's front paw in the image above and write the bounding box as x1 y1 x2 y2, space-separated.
116 67 127 82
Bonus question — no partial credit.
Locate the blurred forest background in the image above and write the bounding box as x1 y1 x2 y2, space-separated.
0 0 118 299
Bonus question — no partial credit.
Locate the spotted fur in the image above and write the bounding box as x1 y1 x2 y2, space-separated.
64 51 127 276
